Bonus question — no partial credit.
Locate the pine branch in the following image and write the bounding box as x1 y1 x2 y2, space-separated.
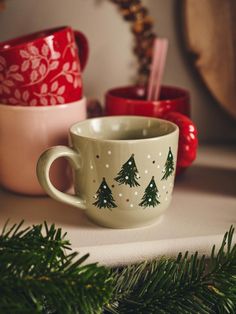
1 221 236 313
105 226 236 314
0 221 112 314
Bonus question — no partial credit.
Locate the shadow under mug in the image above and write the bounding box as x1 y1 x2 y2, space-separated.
0 26 89 106
105 85 198 173
0 98 87 195
37 116 179 229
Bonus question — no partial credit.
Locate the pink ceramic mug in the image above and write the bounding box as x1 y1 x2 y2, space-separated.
0 26 89 106
0 98 87 195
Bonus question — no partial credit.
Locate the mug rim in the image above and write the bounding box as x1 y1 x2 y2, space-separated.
70 115 179 144
0 26 71 52
106 85 189 105
0 97 86 112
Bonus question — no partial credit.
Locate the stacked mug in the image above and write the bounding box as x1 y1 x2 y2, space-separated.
0 26 89 195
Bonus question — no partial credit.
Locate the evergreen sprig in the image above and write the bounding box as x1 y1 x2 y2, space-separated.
106 226 236 314
0 221 112 314
0 221 236 313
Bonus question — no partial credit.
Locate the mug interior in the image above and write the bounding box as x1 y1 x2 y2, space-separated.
107 85 189 103
71 116 177 141
0 26 68 51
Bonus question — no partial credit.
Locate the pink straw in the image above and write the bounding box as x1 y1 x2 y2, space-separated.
147 38 168 101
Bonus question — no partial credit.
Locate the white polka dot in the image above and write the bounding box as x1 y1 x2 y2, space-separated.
108 150 111 155
104 200 107 203
105 164 109 168
159 152 162 156
128 161 132 165
157 194 160 197
150 184 153 187
147 154 151 159
119 193 122 197
125 176 129 180
130 204 134 208
94 195 97 199
163 186 166 190
103 185 107 189
134 191 138 195
144 170 148 174
90 165 94 170
142 129 148 136
148 198 152 202
157 165 160 169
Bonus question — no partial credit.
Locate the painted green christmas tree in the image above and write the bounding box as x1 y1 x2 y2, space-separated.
114 154 140 187
93 177 117 210
161 147 175 180
139 176 160 208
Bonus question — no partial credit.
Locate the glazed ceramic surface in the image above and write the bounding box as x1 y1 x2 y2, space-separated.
0 98 87 195
105 85 198 174
106 85 190 117
37 116 179 229
0 26 89 105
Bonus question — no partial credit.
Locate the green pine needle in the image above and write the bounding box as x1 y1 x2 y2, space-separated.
105 226 236 314
1 221 236 313
0 221 112 314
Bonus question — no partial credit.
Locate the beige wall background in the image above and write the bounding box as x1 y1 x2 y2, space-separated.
0 0 236 142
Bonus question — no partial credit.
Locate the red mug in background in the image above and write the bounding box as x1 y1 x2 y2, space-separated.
105 85 198 174
0 26 89 106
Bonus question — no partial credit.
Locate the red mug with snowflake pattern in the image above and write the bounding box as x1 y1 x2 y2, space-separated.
0 26 89 106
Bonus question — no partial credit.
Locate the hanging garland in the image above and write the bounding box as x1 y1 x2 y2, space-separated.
109 0 157 84
0 221 236 313
0 0 5 12
89 0 157 117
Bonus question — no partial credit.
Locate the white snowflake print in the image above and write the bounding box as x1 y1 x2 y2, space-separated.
6 89 37 106
0 56 24 98
20 44 61 86
63 32 78 58
34 81 65 105
0 35 81 106
52 61 82 89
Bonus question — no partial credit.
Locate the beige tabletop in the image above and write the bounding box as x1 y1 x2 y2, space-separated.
0 145 235 266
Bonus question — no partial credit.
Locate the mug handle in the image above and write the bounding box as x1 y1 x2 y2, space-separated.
73 30 89 72
37 146 86 210
163 112 198 174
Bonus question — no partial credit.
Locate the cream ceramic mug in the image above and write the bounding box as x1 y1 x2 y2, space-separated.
37 116 179 229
